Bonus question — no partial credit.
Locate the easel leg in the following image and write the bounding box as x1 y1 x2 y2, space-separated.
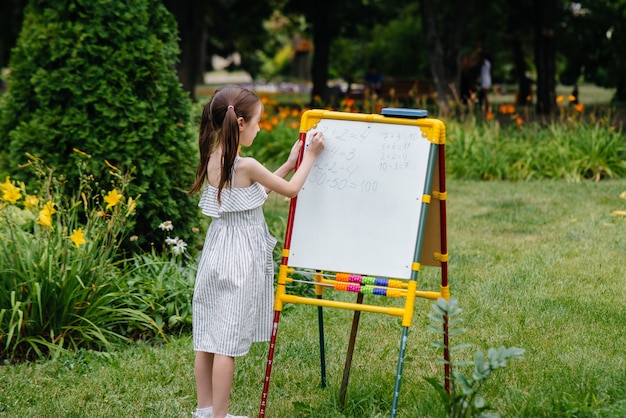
339 292 364 408
259 311 282 418
317 297 327 388
390 326 409 418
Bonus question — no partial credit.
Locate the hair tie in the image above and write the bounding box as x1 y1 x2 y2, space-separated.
227 105 234 111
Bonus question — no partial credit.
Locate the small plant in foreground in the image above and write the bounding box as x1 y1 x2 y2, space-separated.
426 297 525 418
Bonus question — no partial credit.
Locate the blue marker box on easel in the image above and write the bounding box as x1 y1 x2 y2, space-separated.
381 107 428 118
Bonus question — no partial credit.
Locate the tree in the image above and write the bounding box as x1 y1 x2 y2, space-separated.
334 4 429 83
159 1 277 99
283 0 399 106
163 0 209 100
504 0 535 106
533 0 559 114
203 0 274 80
560 0 626 102
420 0 474 113
0 0 198 248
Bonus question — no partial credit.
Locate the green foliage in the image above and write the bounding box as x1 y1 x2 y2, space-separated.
0 0 198 248
367 4 430 79
120 232 196 334
560 0 626 100
445 119 626 181
0 154 163 362
426 298 525 418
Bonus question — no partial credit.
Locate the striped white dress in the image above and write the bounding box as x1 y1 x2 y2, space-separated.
192 176 277 357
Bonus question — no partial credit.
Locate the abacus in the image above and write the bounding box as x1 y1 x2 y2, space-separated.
259 109 450 418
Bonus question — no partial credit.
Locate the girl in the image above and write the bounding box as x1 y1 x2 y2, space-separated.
188 85 324 418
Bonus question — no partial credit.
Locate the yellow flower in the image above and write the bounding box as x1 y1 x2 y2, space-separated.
36 201 56 227
24 195 39 210
43 201 57 215
556 95 565 103
0 177 8 193
126 196 137 217
1 177 22 204
2 186 22 204
104 189 123 210
37 210 52 227
73 148 89 156
69 228 87 248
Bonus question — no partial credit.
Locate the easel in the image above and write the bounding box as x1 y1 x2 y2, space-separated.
259 109 450 418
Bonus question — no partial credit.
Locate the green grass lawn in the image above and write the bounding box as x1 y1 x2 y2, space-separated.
2 178 625 418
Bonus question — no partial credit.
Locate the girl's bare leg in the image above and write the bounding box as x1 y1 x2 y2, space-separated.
211 354 235 418
195 351 215 408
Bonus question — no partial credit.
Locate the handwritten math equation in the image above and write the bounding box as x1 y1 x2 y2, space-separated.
305 123 423 193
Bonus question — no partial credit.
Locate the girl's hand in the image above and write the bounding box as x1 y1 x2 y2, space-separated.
306 131 325 157
286 140 303 170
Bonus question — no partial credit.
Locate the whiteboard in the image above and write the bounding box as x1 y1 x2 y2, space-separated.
288 113 436 279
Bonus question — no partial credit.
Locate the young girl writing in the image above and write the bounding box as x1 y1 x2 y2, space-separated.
188 85 325 418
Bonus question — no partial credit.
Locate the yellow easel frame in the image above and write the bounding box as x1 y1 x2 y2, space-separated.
259 110 450 418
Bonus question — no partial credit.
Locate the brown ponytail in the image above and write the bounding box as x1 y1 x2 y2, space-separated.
188 85 263 203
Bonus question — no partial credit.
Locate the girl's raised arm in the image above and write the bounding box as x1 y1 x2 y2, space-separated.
240 131 325 198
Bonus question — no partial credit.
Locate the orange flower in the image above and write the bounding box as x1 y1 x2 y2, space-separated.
556 95 565 103
516 116 524 125
278 107 290 119
575 103 584 112
260 121 273 132
486 112 495 120
498 104 516 115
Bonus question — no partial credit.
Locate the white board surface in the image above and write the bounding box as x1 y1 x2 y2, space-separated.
288 117 434 279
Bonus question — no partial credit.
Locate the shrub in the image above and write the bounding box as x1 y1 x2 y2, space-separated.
0 153 164 362
0 0 198 248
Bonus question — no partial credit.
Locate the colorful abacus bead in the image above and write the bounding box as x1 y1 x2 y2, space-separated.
349 274 363 283
336 272 350 282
